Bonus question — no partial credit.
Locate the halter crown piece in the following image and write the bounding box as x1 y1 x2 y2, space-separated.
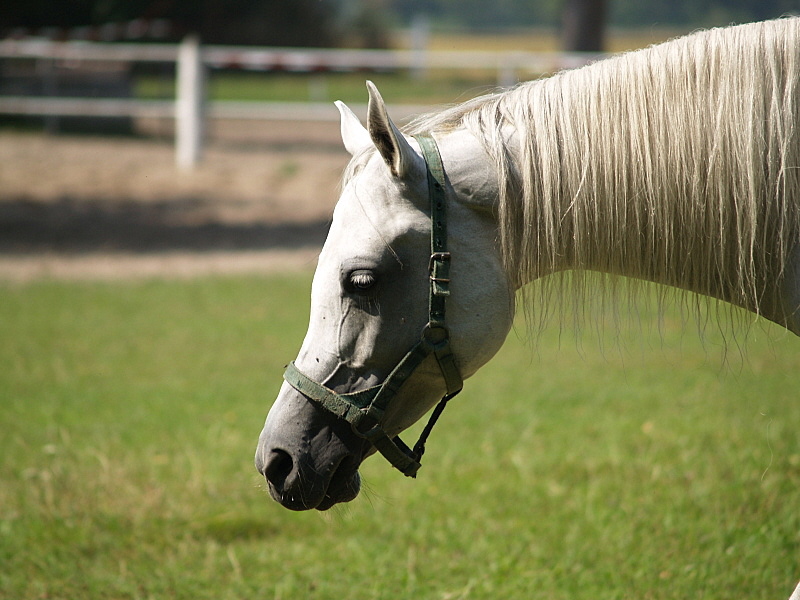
282 134 464 477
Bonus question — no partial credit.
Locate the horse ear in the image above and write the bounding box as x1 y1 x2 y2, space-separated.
365 80 424 179
335 100 372 156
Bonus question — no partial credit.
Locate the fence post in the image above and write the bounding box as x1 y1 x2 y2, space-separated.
176 35 204 169
38 57 60 134
410 15 429 81
497 61 517 88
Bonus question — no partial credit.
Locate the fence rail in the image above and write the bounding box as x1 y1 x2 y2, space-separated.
0 96 431 121
0 37 603 168
0 38 601 73
0 96 173 118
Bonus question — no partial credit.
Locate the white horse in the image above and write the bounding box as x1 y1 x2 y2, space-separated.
256 18 800 513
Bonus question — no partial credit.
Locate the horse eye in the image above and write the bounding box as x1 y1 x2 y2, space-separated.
348 270 377 292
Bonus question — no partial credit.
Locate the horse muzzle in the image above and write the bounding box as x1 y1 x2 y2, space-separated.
256 446 362 511
255 383 366 510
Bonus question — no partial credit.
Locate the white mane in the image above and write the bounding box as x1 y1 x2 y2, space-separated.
407 18 800 329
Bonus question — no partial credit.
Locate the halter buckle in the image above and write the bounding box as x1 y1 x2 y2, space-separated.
428 252 451 283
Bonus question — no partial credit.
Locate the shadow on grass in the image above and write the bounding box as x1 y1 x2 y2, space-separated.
200 515 283 544
0 196 330 254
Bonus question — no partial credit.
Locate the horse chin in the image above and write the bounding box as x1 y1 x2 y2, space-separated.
316 462 362 511
316 470 361 511
266 458 362 512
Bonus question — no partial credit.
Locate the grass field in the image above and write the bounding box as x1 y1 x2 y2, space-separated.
1 274 799 599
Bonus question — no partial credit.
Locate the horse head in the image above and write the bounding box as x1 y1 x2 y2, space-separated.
255 82 515 510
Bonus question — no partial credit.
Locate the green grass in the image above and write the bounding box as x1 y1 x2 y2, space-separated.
1 275 799 599
136 71 503 105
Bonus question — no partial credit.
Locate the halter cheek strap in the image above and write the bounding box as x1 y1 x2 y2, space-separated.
282 134 463 478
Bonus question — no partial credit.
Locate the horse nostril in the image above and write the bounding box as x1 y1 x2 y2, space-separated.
263 449 294 490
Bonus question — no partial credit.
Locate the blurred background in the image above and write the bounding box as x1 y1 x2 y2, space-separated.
3 0 798 48
0 0 797 277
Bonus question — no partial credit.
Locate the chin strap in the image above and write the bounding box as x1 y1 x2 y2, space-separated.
283 133 463 478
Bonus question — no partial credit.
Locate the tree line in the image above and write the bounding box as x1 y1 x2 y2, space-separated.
390 0 797 29
2 0 798 47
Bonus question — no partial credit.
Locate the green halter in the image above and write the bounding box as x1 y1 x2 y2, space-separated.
282 134 463 477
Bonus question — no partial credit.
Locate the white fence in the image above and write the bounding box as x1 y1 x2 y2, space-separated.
0 36 602 168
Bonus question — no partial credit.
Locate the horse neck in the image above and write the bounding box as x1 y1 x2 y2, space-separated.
488 43 799 319
440 122 736 300
440 113 800 334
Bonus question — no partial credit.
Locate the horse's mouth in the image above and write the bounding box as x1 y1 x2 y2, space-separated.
316 470 361 510
263 450 362 511
315 460 362 510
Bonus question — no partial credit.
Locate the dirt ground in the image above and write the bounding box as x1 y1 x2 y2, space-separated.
0 119 352 281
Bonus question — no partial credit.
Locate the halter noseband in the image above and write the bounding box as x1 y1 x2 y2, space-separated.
282 134 463 477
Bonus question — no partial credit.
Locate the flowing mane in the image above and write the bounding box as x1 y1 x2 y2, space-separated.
407 18 800 329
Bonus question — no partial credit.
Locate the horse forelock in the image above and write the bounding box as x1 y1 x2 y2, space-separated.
407 17 800 333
